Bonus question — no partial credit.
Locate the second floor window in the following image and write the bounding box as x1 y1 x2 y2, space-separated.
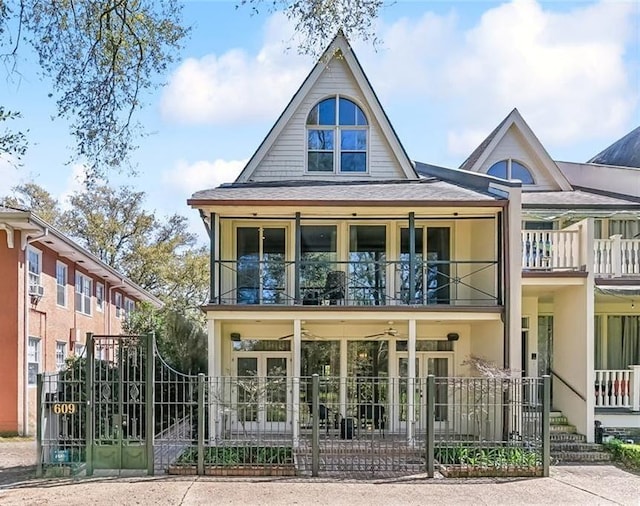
124 298 135 316
75 272 92 316
27 248 42 287
307 96 368 173
115 292 123 318
96 283 105 312
487 159 534 184
56 262 67 306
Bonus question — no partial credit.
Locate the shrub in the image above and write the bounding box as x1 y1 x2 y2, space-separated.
605 440 640 471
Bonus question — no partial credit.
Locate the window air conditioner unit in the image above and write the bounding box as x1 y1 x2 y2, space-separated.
29 284 45 297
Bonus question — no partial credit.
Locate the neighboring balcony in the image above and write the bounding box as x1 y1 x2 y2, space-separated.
211 258 500 307
594 367 640 411
521 230 640 277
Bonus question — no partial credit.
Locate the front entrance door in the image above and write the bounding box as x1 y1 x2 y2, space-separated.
234 354 291 432
397 353 452 433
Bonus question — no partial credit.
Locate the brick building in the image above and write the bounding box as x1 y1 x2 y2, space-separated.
0 206 162 435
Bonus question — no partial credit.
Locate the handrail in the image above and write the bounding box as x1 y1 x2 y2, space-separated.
550 369 586 402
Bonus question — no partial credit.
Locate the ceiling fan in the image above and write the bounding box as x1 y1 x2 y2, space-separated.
278 329 314 340
364 326 399 339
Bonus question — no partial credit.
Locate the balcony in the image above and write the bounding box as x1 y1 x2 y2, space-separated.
210 259 500 307
595 367 640 411
521 230 640 277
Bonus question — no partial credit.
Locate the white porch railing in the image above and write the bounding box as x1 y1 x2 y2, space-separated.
594 367 640 410
594 235 640 277
521 230 581 270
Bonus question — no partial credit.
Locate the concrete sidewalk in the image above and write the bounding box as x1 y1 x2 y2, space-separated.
1 442 639 505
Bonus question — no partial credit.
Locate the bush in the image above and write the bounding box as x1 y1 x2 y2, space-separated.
605 440 640 471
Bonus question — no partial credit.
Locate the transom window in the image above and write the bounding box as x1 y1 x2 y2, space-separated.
487 159 534 184
307 96 368 173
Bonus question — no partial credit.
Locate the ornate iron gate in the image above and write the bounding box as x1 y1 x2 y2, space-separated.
87 334 154 474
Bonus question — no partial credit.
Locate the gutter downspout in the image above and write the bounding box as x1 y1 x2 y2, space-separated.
22 227 48 436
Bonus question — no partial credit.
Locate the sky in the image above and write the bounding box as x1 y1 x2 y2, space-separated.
1 0 639 243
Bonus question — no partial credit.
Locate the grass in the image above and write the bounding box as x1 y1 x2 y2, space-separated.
176 445 294 467
0 436 34 443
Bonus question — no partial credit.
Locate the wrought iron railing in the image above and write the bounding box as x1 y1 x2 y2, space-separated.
211 259 499 306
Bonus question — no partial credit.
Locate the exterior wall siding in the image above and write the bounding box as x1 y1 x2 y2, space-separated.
250 58 407 182
478 126 559 191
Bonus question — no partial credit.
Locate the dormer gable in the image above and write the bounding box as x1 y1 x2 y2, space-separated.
460 109 572 192
235 33 417 183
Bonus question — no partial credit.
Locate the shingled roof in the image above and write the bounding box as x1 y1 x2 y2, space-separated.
588 126 640 168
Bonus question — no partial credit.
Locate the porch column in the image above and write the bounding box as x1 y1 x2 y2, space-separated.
610 235 623 278
631 365 640 412
409 212 416 304
295 213 301 304
209 213 216 303
408 319 416 442
292 319 302 446
207 317 222 441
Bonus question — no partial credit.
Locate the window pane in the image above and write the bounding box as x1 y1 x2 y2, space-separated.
308 152 334 172
339 98 367 126
511 161 534 184
341 130 366 150
487 160 507 178
317 98 336 125
308 129 334 150
301 226 337 253
340 152 366 172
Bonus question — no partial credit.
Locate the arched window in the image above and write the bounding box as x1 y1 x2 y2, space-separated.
487 159 534 184
307 97 368 173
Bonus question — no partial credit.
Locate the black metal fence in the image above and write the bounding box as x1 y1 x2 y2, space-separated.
37 338 549 478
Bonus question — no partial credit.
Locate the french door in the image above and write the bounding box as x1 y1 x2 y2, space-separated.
234 354 291 432
236 227 286 304
397 353 452 432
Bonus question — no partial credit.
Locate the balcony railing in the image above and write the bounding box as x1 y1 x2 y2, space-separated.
594 367 640 410
522 230 640 276
521 230 580 271
594 235 640 277
211 259 499 307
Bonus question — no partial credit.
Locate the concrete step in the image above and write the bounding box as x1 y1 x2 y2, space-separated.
550 415 569 425
551 443 605 452
550 432 586 443
552 450 612 463
550 424 578 434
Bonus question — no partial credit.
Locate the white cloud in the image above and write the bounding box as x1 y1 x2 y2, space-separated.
161 158 246 196
161 14 312 125
354 0 638 157
58 164 87 210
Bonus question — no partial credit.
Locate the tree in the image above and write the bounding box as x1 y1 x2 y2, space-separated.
240 0 383 56
0 0 188 182
1 181 62 224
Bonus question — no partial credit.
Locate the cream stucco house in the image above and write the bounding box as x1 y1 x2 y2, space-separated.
188 33 639 449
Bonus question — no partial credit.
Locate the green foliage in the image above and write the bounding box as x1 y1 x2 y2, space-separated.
0 106 27 164
605 440 640 471
177 446 293 466
435 445 541 468
1 182 62 224
239 0 383 56
1 0 189 182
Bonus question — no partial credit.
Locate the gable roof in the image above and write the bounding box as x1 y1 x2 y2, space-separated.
588 126 640 168
459 108 573 191
234 32 417 183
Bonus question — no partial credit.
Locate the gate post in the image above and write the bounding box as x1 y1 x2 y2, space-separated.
426 375 435 478
36 373 43 478
311 374 319 477
197 373 206 476
85 332 95 476
542 375 550 477
146 333 155 476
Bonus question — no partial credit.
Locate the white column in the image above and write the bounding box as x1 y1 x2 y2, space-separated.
610 235 623 278
207 317 219 441
292 319 302 446
631 365 640 412
408 319 416 442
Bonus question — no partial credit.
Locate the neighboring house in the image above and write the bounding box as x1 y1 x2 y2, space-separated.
434 109 640 438
188 34 523 442
0 206 162 435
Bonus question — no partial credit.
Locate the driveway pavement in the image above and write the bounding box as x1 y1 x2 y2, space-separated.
1 441 639 505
